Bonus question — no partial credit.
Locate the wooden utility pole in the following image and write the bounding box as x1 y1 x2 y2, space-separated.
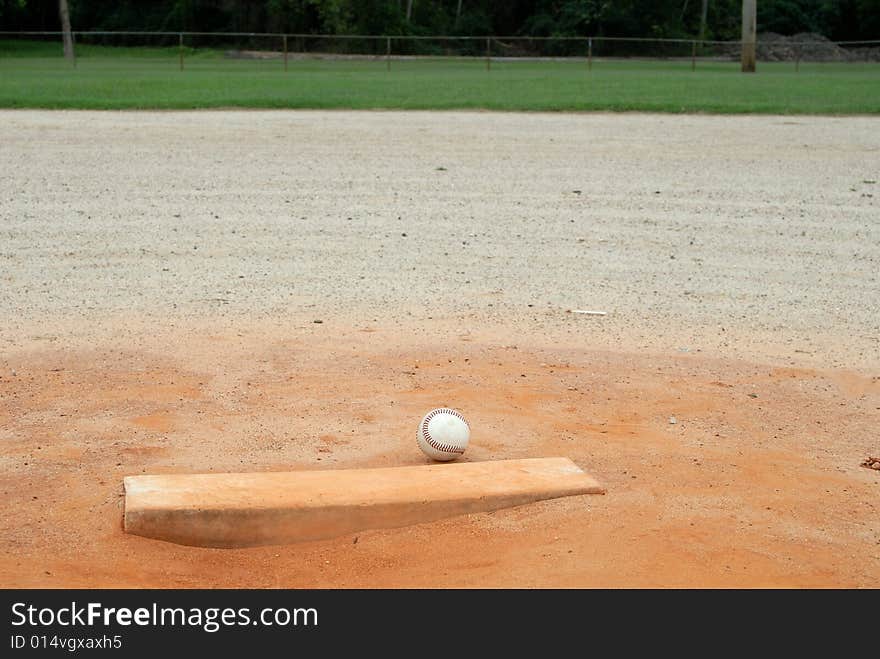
741 0 756 72
58 0 74 64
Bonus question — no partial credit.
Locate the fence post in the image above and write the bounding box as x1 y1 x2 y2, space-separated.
71 31 77 69
691 40 696 71
486 37 490 71
588 37 592 72
283 35 288 71
386 36 391 71
178 33 184 71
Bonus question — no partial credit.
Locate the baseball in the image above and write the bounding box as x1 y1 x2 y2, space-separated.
417 408 470 461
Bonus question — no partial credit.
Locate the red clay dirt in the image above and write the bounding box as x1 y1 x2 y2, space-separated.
0 319 878 588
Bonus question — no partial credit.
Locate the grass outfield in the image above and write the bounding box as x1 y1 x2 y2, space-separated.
1 42 878 113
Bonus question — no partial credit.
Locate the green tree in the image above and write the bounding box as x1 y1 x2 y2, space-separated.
521 1 609 37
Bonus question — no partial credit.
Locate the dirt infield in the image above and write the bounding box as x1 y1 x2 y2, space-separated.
0 110 878 587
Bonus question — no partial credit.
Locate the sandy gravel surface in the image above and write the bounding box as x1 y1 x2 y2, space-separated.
1 110 878 366
0 110 878 588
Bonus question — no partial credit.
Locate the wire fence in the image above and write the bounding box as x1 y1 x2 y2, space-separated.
2 31 879 71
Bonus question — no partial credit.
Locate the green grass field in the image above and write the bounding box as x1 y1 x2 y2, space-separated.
1 40 878 113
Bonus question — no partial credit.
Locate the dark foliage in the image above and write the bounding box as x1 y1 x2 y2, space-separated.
1 1 877 41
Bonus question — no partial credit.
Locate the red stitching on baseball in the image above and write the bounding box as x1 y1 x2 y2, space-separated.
419 408 468 454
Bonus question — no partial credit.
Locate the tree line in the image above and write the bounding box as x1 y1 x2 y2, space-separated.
2 1 878 42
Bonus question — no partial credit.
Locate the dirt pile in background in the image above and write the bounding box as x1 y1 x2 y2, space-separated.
721 32 880 62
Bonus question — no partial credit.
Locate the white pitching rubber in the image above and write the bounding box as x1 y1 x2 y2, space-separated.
123 457 605 548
